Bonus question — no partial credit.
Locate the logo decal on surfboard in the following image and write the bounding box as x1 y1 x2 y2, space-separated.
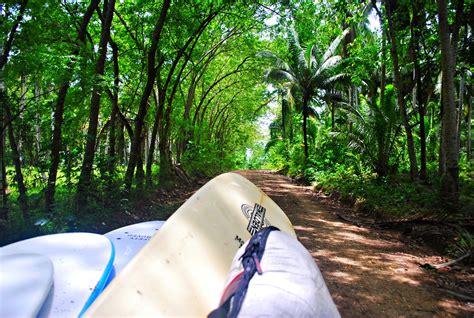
241 203 271 235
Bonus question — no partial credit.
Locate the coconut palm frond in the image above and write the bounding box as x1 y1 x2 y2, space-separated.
338 102 364 121
288 28 307 75
322 91 345 104
318 55 342 74
310 44 318 69
267 69 296 83
320 73 348 87
321 29 349 64
256 50 278 59
307 106 321 120
258 50 291 71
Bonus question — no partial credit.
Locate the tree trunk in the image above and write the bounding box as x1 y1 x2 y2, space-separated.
377 29 388 177
135 139 145 190
108 41 119 178
0 0 28 220
45 0 100 211
4 103 29 222
18 74 26 154
411 0 427 180
34 83 41 164
0 85 9 219
385 0 418 179
437 0 462 209
303 98 309 159
467 85 472 161
77 0 116 207
156 14 217 188
0 0 28 70
439 88 446 174
117 120 125 164
124 0 171 193
457 67 464 149
146 84 161 187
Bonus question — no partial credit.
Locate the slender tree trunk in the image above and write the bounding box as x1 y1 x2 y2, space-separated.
136 138 145 190
4 103 29 222
385 0 418 179
0 85 9 219
411 1 427 180
156 14 217 188
45 0 100 211
108 41 119 178
146 84 161 186
124 0 171 193
117 121 125 164
467 86 472 161
178 73 197 161
18 74 26 153
303 98 309 159
34 83 41 164
0 0 28 70
77 0 116 207
0 0 28 219
378 30 388 176
457 67 464 149
439 88 446 174
437 0 462 209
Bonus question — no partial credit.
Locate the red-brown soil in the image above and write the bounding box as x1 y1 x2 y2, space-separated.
236 170 474 318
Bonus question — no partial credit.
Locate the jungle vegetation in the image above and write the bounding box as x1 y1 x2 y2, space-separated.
1 0 472 244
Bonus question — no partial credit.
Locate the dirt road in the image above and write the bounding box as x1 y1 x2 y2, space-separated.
236 170 473 317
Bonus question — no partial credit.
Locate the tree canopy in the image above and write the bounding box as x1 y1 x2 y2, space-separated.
0 0 472 244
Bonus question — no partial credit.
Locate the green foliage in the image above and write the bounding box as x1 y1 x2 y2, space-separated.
308 166 444 217
1 0 473 250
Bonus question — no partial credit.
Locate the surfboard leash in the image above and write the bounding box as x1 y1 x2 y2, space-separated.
208 226 280 318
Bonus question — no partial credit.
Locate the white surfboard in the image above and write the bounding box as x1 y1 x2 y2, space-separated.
104 220 165 274
0 233 114 318
85 172 296 317
0 253 54 318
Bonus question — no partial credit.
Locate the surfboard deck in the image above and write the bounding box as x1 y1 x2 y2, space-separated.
0 233 114 318
104 220 165 274
0 253 54 318
85 172 295 317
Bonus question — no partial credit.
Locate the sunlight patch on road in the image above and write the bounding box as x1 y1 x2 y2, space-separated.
325 271 359 283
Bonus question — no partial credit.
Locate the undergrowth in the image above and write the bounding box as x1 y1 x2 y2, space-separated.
304 164 474 219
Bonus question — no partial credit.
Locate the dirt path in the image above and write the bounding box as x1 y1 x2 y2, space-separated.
236 170 473 317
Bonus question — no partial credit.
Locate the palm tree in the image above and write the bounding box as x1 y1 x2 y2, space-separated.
347 77 402 177
260 29 349 159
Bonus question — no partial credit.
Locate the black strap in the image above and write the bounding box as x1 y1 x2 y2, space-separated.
208 226 280 318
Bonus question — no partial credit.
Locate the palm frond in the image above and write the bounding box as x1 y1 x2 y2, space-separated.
321 73 348 87
322 91 345 103
288 28 307 75
321 29 349 64
318 55 342 74
310 44 318 69
258 50 291 72
256 50 278 59
338 102 365 121
267 69 297 83
307 106 321 120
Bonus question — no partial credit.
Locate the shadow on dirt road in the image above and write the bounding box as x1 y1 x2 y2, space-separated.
237 170 473 318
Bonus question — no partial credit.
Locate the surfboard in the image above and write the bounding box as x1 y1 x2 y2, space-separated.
0 253 54 318
0 233 114 318
85 172 296 317
104 220 165 275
